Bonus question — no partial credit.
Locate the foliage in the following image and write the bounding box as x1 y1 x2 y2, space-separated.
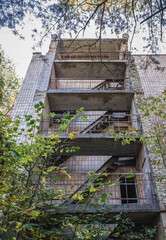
26 212 155 239
108 91 166 181
137 91 166 119
0 101 157 239
0 101 82 239
0 0 166 49
0 47 21 115
137 92 166 165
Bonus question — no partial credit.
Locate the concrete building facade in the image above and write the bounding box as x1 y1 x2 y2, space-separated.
12 35 166 239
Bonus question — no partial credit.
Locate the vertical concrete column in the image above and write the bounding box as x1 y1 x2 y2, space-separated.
119 34 129 60
12 35 57 141
33 52 56 106
12 53 44 118
33 35 57 106
11 53 45 142
154 208 166 240
127 58 143 92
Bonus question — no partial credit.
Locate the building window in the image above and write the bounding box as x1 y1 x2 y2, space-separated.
120 176 138 204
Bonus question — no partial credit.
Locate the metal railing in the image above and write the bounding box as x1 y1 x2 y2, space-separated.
56 51 129 60
49 78 125 90
40 113 141 135
46 173 157 205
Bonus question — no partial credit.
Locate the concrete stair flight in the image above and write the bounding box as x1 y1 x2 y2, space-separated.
62 156 118 206
92 79 123 90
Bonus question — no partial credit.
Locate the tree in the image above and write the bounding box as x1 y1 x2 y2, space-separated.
0 0 165 50
0 102 157 240
0 47 21 115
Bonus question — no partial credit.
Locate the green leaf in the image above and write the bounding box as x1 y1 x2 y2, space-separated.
101 193 107 202
126 174 135 179
36 126 41 130
9 150 20 159
27 210 40 217
50 112 56 118
34 103 39 109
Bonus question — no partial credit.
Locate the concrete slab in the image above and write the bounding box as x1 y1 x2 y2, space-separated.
47 90 134 111
54 61 126 79
44 203 160 224
44 134 141 156
56 38 128 53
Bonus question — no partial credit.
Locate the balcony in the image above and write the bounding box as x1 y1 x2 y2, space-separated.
56 51 129 60
53 61 126 80
49 78 125 90
44 172 160 222
47 90 134 111
56 38 129 61
48 58 134 111
40 112 141 156
45 112 141 134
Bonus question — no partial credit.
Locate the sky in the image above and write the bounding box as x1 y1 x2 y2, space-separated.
0 25 51 79
0 18 166 79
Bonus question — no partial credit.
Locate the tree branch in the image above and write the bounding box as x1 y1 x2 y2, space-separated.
140 6 166 24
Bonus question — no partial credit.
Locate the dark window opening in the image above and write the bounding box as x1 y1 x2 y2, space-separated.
120 176 138 204
50 110 76 124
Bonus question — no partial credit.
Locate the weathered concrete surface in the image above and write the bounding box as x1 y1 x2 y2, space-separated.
44 134 141 156
47 90 134 111
44 203 160 224
54 61 126 79
56 38 128 53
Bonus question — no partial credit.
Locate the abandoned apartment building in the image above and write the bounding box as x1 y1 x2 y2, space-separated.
12 35 166 239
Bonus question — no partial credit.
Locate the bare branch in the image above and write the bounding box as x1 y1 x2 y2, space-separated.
130 0 137 50
68 0 108 48
140 6 166 24
40 0 87 45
